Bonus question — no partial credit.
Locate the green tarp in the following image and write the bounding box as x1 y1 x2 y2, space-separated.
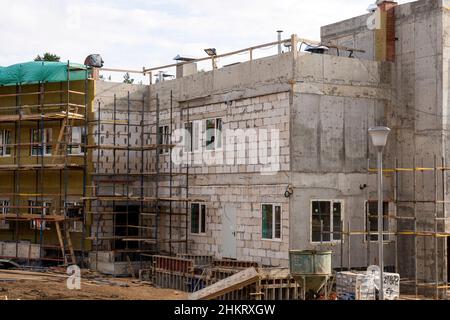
0 61 89 87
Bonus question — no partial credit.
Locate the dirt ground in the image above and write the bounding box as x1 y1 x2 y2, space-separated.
0 269 187 300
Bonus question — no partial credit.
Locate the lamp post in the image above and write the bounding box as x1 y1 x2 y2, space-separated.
368 126 391 300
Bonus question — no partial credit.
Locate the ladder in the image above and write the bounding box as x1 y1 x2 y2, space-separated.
55 221 76 265
52 105 79 164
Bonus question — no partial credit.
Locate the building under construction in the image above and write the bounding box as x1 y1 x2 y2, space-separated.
0 0 449 300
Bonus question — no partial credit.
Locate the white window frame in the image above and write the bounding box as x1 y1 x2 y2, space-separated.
261 203 282 241
190 203 206 235
185 120 202 153
205 118 222 151
29 200 51 230
310 199 344 244
364 200 391 243
64 201 84 233
70 221 84 233
185 118 223 153
0 200 10 229
158 125 170 155
0 129 12 157
67 126 86 156
31 128 52 156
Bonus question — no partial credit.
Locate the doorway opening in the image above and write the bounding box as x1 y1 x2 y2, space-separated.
114 205 140 250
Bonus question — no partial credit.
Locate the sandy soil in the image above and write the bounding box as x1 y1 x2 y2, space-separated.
0 269 187 300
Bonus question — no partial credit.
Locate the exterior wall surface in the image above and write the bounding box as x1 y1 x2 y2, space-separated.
322 0 449 294
0 80 94 253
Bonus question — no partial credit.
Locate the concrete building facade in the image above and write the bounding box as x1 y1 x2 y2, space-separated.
91 46 394 270
90 0 450 293
0 0 447 296
322 0 450 295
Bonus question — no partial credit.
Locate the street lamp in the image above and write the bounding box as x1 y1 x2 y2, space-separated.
204 48 218 69
368 126 391 300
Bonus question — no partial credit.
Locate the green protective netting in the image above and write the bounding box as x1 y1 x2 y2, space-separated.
0 61 89 87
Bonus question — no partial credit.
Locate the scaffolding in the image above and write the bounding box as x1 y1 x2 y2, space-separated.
84 88 199 268
331 156 450 300
0 62 90 265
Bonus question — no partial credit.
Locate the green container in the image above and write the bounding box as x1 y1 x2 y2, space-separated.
289 250 332 276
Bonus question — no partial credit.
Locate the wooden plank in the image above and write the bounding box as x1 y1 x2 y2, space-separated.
0 163 83 171
55 222 68 265
0 112 84 122
126 255 136 279
188 267 260 300
52 118 68 162
0 214 66 222
65 226 76 264
0 269 68 279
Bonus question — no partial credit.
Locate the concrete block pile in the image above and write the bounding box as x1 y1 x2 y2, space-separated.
336 271 400 300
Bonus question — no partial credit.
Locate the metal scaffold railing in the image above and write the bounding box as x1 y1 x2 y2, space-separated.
83 87 199 270
329 156 450 300
0 61 90 265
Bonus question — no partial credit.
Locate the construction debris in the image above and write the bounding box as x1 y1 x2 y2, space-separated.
0 259 21 270
0 267 186 300
189 267 260 300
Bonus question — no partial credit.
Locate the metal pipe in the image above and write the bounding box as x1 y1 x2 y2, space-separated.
348 221 351 271
377 150 384 300
277 30 283 54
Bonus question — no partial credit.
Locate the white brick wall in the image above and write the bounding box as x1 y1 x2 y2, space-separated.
92 91 292 266
188 185 290 267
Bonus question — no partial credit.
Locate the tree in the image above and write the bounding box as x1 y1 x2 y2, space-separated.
34 52 61 62
99 75 112 82
123 72 134 84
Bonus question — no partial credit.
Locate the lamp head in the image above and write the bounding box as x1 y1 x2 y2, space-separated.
369 126 391 150
204 48 217 57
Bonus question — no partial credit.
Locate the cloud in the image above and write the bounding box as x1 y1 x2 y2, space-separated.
0 0 413 78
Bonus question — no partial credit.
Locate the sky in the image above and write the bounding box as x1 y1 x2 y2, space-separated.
0 0 412 82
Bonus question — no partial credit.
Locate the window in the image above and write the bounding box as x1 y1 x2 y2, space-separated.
0 200 10 229
65 202 83 218
67 127 86 155
65 202 84 233
0 130 11 157
185 120 201 152
158 125 170 154
311 200 343 243
262 204 282 240
29 200 51 230
365 201 389 241
31 128 52 156
206 118 222 150
185 118 222 152
191 203 206 235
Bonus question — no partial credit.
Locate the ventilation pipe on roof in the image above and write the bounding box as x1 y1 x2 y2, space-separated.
277 30 283 54
173 55 197 78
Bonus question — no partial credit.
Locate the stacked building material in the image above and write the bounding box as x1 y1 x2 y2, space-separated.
336 271 400 300
383 273 400 300
336 272 376 300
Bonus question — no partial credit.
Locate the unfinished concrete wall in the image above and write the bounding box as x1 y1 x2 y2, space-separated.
147 51 391 268
143 53 294 267
290 53 395 269
321 13 375 60
441 0 450 236
90 81 149 251
323 0 449 293
392 0 447 289
0 241 40 260
91 47 392 270
184 92 291 267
